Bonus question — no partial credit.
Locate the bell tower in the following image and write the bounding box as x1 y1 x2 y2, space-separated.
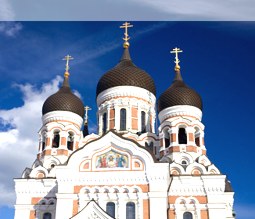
96 22 156 136
157 48 235 218
24 55 85 178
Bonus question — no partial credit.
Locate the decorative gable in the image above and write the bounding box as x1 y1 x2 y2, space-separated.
71 200 113 219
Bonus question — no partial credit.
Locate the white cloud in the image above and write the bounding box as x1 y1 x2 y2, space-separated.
0 76 62 207
0 0 15 20
0 22 22 37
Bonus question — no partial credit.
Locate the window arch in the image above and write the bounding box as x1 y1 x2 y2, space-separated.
106 202 115 218
183 212 193 219
194 127 200 146
41 133 46 151
126 202 135 219
103 112 107 134
141 111 146 133
120 108 127 131
163 129 170 148
43 212 52 219
52 131 60 148
178 128 187 144
67 132 74 150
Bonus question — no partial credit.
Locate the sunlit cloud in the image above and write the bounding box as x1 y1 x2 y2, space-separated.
0 77 62 206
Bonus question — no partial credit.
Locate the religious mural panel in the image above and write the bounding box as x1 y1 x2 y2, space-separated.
96 150 128 168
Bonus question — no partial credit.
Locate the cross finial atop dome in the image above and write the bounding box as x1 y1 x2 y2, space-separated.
63 54 74 78
84 106 91 124
170 47 183 72
120 22 133 48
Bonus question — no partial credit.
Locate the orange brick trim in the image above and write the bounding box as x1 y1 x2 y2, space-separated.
188 133 194 141
29 210 36 219
132 107 138 117
143 199 150 219
61 137 67 146
46 138 51 146
57 149 68 156
109 108 115 129
171 133 176 143
168 146 180 153
31 197 42 205
132 118 138 130
168 209 175 218
186 146 197 152
201 210 209 219
73 200 79 216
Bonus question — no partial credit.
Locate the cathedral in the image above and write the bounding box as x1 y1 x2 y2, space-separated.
14 22 235 219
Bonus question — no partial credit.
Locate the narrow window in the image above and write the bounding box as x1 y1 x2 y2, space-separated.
43 213 52 219
181 160 188 166
183 212 193 219
195 127 200 146
52 131 60 148
126 202 135 219
67 132 74 150
141 111 146 133
164 129 170 148
178 128 187 144
103 112 107 134
106 202 115 218
120 108 126 131
42 135 46 151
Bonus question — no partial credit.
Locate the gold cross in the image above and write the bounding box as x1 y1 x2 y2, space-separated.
63 55 74 77
170 47 183 71
120 22 133 48
84 106 91 124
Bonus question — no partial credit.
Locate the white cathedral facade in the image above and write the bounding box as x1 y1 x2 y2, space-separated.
14 23 235 219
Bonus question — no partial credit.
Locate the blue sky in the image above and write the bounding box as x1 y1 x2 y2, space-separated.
0 22 255 219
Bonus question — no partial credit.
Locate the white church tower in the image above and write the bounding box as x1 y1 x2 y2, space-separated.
14 22 235 219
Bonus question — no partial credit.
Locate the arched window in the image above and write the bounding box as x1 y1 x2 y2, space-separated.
120 108 126 131
106 202 115 218
43 212 52 219
141 111 146 133
178 128 187 144
52 131 60 148
42 135 46 151
183 212 193 219
103 112 107 134
164 129 170 148
181 160 188 166
67 132 74 150
195 127 200 146
126 202 135 219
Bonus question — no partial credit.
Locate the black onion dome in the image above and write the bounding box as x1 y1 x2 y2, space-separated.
96 48 156 97
158 70 202 112
42 76 84 118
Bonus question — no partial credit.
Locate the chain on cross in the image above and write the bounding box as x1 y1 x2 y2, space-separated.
84 106 91 124
170 47 183 71
63 55 74 76
120 22 133 48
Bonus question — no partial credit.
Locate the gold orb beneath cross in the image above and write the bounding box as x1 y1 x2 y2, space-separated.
123 41 130 48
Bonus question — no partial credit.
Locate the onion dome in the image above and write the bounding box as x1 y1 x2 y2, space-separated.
96 22 155 97
96 47 156 97
158 48 202 112
42 55 84 118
